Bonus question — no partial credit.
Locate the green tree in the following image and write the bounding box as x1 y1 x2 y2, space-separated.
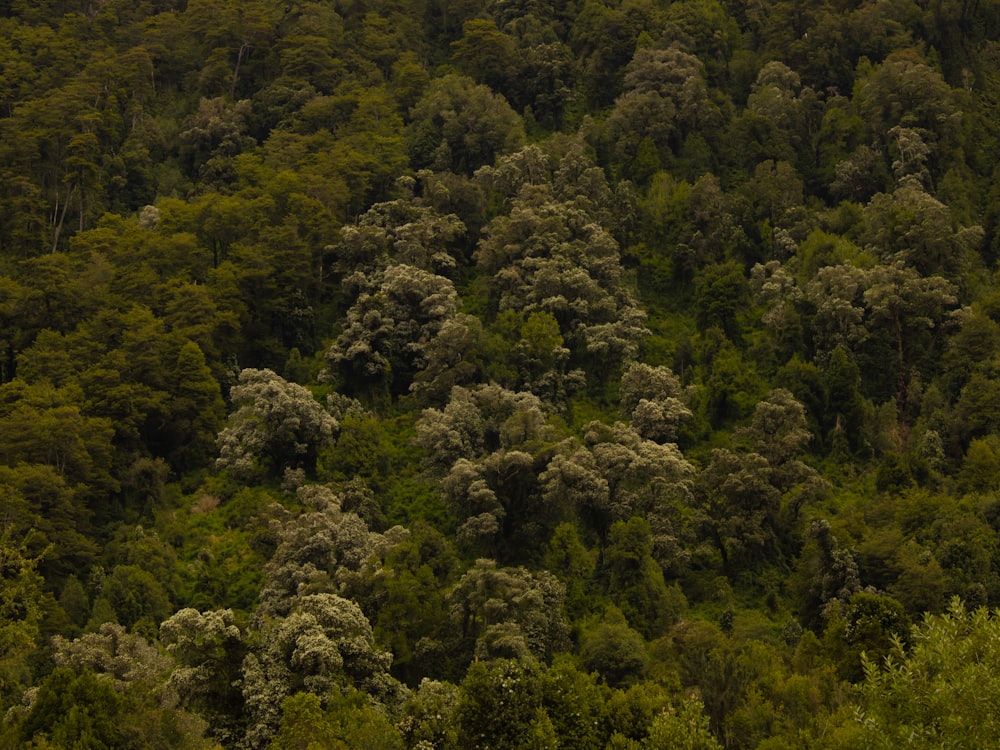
743 62 818 170
958 435 1000 493
100 564 172 633
570 0 652 108
604 517 685 638
255 483 403 618
320 85 410 216
543 422 695 570
604 680 675 744
604 46 719 182
645 696 723 750
270 3 345 94
50 622 171 695
543 522 597 621
749 261 806 369
163 340 225 471
854 51 960 178
0 529 45 713
791 520 863 631
694 262 748 341
455 658 543 750
579 606 649 687
939 306 1000 399
738 388 812 466
270 690 403 750
852 599 1000 748
0 380 116 506
827 590 910 682
450 19 517 94
399 678 461 750
0 463 97 580
538 657 610 750
269 692 342 750
695 449 783 573
374 522 458 683
408 74 525 175
823 345 867 455
415 384 558 555
862 262 957 422
951 372 1000 448
747 160 807 243
805 264 870 364
17 667 124 748
23 599 203 743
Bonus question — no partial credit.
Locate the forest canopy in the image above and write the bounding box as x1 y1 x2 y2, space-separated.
4 0 1000 747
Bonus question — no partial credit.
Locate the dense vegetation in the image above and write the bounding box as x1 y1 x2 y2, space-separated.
4 0 1000 747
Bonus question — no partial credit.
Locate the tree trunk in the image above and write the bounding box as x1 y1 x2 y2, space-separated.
51 184 76 253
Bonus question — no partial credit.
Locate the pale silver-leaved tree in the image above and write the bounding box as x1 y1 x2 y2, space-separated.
240 592 401 749
448 558 570 662
256 482 408 618
325 263 460 398
216 368 338 481
160 608 245 747
416 384 555 552
619 362 693 443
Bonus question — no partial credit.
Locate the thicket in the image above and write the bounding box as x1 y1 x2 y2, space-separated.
4 0 1000 747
